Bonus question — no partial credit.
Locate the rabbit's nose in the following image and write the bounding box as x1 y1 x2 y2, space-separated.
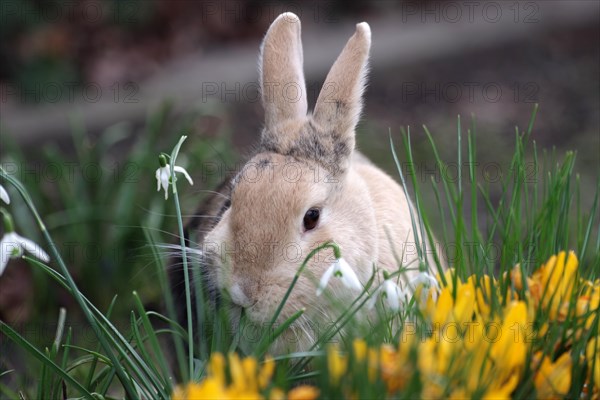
229 282 253 308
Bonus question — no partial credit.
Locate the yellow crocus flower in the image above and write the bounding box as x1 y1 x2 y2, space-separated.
173 352 274 399
287 385 320 400
379 344 401 392
228 353 247 393
490 301 528 373
438 267 459 293
367 347 379 383
352 338 367 363
587 336 600 390
534 352 572 399
242 356 259 392
432 286 455 327
208 352 226 387
417 338 437 377
453 280 476 326
510 264 524 291
541 251 578 320
268 387 285 400
578 281 600 330
485 301 527 397
172 377 228 400
482 374 519 400
350 338 380 384
327 344 347 385
471 274 493 318
378 340 416 394
258 356 275 389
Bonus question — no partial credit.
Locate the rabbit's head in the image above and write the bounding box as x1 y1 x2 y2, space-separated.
204 13 377 351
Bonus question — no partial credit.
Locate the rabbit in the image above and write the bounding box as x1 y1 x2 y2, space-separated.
169 12 438 355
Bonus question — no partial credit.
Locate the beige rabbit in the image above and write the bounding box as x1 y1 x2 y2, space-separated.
174 12 438 354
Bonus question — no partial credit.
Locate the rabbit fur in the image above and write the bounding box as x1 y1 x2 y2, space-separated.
170 12 437 354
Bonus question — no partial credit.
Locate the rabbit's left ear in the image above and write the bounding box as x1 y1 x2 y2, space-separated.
259 12 308 129
313 23 371 147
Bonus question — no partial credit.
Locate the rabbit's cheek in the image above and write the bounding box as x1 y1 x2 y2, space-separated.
229 282 254 308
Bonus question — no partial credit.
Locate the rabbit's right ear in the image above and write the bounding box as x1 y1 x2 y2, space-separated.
313 23 371 146
259 13 308 129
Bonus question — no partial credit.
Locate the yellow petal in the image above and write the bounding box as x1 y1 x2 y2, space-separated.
242 356 258 392
483 373 519 400
367 347 379 382
471 274 493 318
269 387 285 400
327 344 347 385
449 388 468 399
181 378 228 399
534 352 572 398
454 281 476 326
417 338 437 376
539 251 579 320
559 251 579 305
510 264 524 291
352 338 367 363
208 353 226 386
433 287 454 327
228 352 246 392
258 356 275 389
380 344 403 392
287 385 320 400
491 302 528 376
587 337 600 389
438 267 461 292
541 253 559 289
587 287 600 329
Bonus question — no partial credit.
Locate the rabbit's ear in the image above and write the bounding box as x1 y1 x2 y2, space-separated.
259 12 307 129
313 22 371 145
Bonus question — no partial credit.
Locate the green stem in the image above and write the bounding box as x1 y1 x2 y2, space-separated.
0 208 15 232
169 136 194 379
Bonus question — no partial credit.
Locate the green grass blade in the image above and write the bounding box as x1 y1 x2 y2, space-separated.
1 322 94 399
132 291 172 390
143 227 188 379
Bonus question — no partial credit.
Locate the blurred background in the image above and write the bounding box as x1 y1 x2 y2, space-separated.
1 0 598 387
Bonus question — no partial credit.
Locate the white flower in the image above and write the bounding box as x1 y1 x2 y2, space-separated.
1 232 50 276
316 258 362 296
0 184 9 204
155 155 194 200
409 271 440 304
367 278 407 312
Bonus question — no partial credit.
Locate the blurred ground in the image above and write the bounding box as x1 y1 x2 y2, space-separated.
2 1 598 157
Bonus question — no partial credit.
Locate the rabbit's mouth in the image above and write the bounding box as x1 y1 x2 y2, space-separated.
235 309 319 355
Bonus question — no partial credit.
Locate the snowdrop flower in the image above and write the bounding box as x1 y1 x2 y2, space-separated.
1 212 50 276
367 276 407 312
0 184 9 204
409 271 440 304
155 154 194 200
316 258 362 296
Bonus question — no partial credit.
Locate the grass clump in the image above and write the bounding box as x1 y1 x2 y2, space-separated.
0 104 598 399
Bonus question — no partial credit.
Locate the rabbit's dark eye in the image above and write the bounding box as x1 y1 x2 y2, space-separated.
303 208 320 231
